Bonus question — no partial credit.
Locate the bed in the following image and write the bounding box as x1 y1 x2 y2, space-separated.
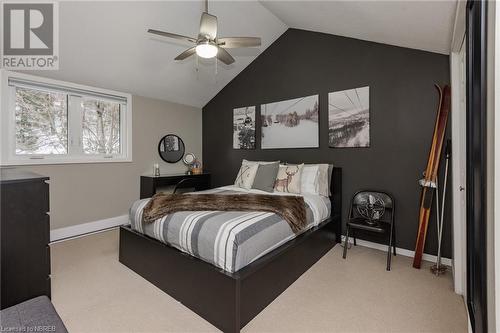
119 167 342 332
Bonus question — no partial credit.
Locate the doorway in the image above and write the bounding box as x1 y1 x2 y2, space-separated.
466 0 488 331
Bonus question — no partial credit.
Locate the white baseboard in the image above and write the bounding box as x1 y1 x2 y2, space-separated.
50 215 129 242
341 236 452 266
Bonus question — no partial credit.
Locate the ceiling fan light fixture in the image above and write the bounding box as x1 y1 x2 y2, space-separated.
147 0 260 65
195 42 218 59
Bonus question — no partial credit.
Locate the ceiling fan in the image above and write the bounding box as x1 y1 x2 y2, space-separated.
147 0 261 65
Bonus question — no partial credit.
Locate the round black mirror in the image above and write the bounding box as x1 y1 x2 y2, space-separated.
158 134 185 163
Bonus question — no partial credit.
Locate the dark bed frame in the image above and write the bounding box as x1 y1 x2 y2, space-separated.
119 168 342 333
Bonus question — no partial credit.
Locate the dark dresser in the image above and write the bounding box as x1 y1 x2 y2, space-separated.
0 169 51 310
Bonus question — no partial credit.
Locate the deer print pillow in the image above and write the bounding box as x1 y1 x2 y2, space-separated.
274 164 304 194
234 162 259 189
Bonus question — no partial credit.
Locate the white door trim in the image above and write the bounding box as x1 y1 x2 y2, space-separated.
450 40 467 296
451 0 467 53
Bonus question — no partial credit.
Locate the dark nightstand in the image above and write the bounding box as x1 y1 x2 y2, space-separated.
140 173 211 199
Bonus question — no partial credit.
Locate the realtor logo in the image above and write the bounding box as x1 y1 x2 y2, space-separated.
1 2 59 70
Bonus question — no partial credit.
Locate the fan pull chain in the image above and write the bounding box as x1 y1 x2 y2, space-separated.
195 54 199 80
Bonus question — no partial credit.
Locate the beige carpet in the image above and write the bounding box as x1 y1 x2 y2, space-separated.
51 229 467 332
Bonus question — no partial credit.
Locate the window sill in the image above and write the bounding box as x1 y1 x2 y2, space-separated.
0 156 133 166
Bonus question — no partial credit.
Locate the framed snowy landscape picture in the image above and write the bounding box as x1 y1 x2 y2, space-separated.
261 95 319 149
328 86 370 148
233 106 256 149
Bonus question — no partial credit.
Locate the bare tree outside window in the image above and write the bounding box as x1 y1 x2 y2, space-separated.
82 99 121 154
15 87 68 155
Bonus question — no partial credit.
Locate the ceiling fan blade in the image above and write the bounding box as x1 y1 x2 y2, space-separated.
218 37 261 48
174 47 196 61
148 29 197 44
199 12 217 40
217 47 235 65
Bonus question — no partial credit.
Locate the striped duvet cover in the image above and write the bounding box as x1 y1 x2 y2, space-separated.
129 186 331 273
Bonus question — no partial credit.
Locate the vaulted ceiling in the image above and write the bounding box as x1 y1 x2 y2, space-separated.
33 1 287 108
261 0 458 55
31 1 458 108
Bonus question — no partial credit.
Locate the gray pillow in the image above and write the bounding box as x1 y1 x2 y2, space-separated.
252 162 280 192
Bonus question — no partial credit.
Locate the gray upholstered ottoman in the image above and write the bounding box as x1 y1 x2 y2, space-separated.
0 296 68 333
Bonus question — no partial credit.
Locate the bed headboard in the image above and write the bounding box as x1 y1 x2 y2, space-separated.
330 167 342 221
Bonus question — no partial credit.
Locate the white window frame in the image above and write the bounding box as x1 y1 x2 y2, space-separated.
0 70 132 165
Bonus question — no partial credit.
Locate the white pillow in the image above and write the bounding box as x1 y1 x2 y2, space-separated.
303 164 331 197
234 162 259 189
274 164 304 194
301 165 320 195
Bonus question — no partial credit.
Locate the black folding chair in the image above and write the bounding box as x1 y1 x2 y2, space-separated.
173 178 198 194
342 190 396 271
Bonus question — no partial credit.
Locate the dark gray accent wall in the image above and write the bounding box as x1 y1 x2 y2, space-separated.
202 29 451 257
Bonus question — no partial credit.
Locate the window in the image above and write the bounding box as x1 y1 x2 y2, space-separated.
15 87 68 155
1 72 132 165
81 99 121 155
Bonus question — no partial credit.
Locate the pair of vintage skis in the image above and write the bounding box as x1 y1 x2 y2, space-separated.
413 84 451 269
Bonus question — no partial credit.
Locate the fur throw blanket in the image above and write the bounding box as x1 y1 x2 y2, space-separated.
142 193 307 234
